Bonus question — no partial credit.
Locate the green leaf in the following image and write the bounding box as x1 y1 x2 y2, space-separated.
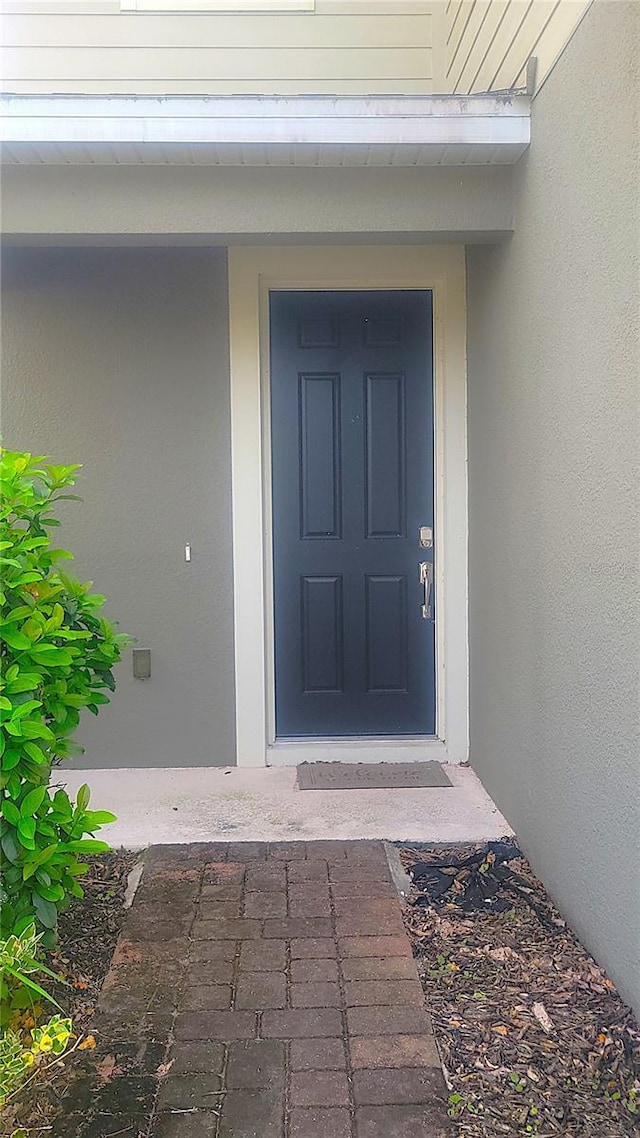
58 739 84 757
20 785 47 817
5 672 44 694
52 789 73 815
47 549 73 563
82 809 117 828
32 894 58 929
2 799 21 825
33 881 65 903
28 644 74 662
66 859 90 876
1 830 19 862
17 814 35 842
46 463 83 482
23 741 47 764
7 772 22 797
22 844 58 880
10 699 43 721
76 783 91 811
21 721 55 741
0 605 35 625
4 965 62 1009
50 602 65 629
64 838 110 854
12 914 39 937
0 628 32 651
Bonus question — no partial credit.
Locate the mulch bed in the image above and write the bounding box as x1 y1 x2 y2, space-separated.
401 842 639 1138
1 849 137 1137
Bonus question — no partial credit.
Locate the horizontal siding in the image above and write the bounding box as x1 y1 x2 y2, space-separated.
0 4 435 95
445 0 591 94
3 47 433 81
2 12 431 48
0 0 434 8
0 78 442 95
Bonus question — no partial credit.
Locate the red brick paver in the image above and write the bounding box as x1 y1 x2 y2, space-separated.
55 841 451 1138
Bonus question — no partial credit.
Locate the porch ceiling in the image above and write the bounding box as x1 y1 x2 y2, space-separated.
0 93 530 166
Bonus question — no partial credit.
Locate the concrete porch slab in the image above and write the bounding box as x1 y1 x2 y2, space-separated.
57 765 512 850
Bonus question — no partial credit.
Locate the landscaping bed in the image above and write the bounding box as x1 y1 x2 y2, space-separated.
401 842 639 1137
1 850 136 1137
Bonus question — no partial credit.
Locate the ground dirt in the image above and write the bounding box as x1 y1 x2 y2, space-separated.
401 843 639 1138
1 850 136 1137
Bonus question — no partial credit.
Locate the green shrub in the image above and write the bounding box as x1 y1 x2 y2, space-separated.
0 927 72 1108
0 924 63 1027
0 449 130 942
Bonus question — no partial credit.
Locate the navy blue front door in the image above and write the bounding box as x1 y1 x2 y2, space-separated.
270 290 435 737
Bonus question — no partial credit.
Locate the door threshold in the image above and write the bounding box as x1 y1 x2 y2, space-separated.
267 737 447 767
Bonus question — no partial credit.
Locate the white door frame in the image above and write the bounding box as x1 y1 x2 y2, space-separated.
228 245 468 768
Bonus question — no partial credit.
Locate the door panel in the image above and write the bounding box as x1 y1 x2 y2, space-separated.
364 372 406 538
301 575 344 694
365 574 408 693
299 372 342 539
270 290 435 737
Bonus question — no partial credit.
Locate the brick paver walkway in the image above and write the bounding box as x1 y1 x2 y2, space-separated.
57 842 450 1138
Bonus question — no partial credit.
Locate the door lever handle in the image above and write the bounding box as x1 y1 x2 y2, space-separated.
419 561 433 619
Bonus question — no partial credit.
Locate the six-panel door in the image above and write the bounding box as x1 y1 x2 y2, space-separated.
270 290 435 737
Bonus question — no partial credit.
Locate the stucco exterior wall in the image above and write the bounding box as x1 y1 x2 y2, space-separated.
1 247 236 769
466 0 640 1009
0 164 515 244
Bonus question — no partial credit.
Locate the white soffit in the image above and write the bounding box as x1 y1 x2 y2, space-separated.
0 94 530 166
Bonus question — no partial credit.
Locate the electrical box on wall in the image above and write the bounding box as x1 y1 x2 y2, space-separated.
132 649 151 680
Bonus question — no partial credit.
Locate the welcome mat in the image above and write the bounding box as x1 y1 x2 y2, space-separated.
296 760 452 791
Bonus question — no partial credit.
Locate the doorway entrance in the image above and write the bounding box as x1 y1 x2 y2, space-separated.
227 245 468 768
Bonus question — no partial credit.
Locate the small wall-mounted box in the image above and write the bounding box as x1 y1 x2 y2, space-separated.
132 648 151 680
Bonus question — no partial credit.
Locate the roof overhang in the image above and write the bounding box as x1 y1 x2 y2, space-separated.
0 94 530 167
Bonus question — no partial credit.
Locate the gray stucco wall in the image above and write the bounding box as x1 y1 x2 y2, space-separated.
1 165 515 244
1 247 236 768
466 0 640 1010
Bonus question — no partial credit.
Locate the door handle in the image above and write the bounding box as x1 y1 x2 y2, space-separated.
419 561 433 619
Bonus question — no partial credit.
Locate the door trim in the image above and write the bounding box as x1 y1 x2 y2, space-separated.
228 246 468 768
